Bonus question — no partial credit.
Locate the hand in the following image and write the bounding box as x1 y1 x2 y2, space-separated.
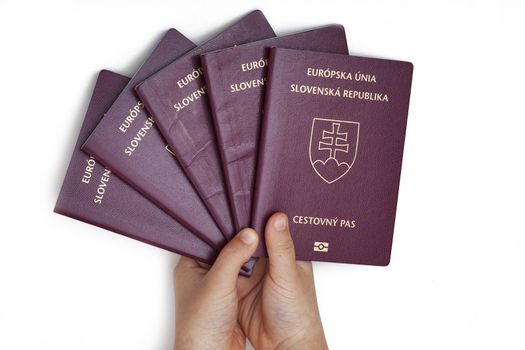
173 212 328 350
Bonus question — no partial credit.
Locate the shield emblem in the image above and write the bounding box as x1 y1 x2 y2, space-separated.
309 118 359 184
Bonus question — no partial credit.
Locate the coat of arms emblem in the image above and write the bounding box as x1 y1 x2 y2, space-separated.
309 118 359 184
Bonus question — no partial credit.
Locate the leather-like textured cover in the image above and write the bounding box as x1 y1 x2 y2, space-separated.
252 48 413 265
82 29 227 249
55 70 218 264
135 10 276 238
201 25 349 230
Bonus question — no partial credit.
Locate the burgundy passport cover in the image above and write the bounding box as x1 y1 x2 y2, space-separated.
201 25 349 231
82 29 227 249
55 70 217 264
135 10 276 237
252 48 413 265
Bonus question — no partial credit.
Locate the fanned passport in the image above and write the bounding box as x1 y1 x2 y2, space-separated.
135 10 276 236
82 29 227 249
55 70 218 264
201 25 349 230
55 12 414 271
252 48 413 265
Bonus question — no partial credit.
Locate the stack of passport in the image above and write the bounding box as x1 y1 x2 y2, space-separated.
55 10 413 273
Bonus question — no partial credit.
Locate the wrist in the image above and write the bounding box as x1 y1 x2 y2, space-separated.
274 326 328 350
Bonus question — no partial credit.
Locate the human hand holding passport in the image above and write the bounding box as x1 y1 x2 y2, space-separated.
54 9 412 349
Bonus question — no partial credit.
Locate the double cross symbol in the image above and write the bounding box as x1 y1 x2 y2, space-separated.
318 122 349 159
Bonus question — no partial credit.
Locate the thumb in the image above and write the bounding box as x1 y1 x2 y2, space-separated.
265 212 298 278
206 228 259 288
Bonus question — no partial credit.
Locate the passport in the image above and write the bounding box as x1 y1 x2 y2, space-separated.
201 25 349 230
252 48 413 266
135 10 276 237
82 29 227 249
55 70 218 264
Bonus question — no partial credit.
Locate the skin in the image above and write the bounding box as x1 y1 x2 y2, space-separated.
173 212 328 350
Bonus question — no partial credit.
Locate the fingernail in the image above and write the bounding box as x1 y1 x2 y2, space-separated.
239 229 257 245
274 216 287 231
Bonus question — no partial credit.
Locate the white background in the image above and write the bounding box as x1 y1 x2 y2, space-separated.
1 0 524 349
